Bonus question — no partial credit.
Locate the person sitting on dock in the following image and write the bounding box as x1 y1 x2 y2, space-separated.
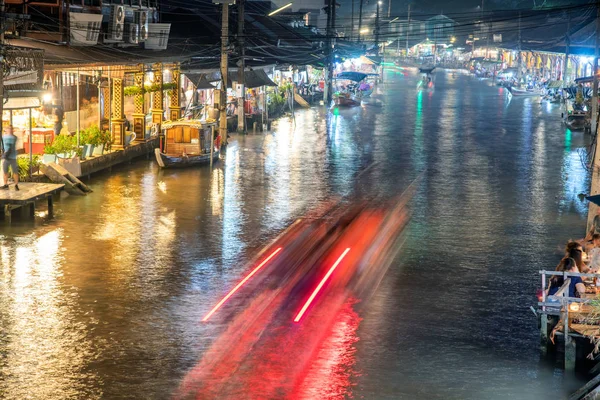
547 257 585 299
585 234 600 258
1 126 19 191
585 234 600 272
584 231 598 253
566 241 589 273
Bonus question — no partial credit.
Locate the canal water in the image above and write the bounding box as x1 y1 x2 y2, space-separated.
0 69 591 399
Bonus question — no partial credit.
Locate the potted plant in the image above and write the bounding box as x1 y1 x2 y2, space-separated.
82 125 102 157
53 134 82 176
43 143 57 164
52 134 77 159
93 128 112 156
17 155 41 181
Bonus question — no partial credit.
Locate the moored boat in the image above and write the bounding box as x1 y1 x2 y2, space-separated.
154 119 220 169
333 93 361 107
564 112 589 131
508 86 541 96
331 72 375 108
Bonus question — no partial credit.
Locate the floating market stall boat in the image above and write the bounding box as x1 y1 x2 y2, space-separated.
562 100 590 131
564 112 588 130
332 72 375 108
154 120 220 168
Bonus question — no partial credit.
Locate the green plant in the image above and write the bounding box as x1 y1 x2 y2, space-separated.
124 86 145 97
48 134 77 158
162 82 177 91
124 82 179 96
279 82 293 96
268 91 286 116
44 143 56 154
17 155 41 181
75 146 84 158
98 129 112 148
81 125 102 146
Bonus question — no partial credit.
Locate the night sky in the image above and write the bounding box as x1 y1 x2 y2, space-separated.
334 0 591 19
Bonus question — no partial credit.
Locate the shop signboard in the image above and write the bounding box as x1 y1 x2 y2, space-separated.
4 46 44 93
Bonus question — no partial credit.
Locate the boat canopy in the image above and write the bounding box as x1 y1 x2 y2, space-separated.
564 86 593 98
334 71 368 82
162 120 216 130
575 76 594 84
546 80 563 88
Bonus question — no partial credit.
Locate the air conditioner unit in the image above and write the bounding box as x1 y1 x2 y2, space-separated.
127 23 140 44
109 5 125 41
135 10 149 41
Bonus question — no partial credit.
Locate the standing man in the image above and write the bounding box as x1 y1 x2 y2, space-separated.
54 106 64 136
1 126 19 191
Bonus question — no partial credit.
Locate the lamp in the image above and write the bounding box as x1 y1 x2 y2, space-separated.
268 3 292 16
42 93 53 104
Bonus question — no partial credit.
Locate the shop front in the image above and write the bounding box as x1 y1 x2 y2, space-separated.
1 96 54 155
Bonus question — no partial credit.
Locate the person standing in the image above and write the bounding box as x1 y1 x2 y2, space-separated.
1 126 19 191
54 106 64 136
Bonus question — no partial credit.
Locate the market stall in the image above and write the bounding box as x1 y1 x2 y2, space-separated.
1 96 54 155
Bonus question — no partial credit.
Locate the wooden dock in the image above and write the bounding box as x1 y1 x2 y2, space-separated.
538 270 600 399
0 183 64 221
79 137 159 177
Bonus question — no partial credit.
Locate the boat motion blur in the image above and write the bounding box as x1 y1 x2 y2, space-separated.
175 178 419 399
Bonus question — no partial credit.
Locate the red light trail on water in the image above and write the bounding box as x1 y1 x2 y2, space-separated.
202 247 283 321
293 248 351 323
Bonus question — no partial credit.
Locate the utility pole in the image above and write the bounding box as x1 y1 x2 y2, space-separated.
357 0 364 41
324 0 336 104
592 5 600 137
405 4 411 57
375 1 380 55
351 0 354 41
563 14 570 87
517 11 522 84
214 0 234 145
484 14 490 59
479 0 487 59
586 0 600 233
237 0 245 133
387 0 391 18
397 25 400 56
0 0 5 150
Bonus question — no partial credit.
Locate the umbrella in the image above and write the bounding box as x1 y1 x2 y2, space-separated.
586 194 600 206
334 72 368 82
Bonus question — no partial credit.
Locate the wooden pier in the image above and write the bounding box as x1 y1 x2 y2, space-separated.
79 137 159 177
0 183 64 221
538 270 600 399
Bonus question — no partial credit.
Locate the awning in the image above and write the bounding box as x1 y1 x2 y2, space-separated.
587 194 600 206
359 55 376 65
547 80 564 88
229 69 277 88
334 71 368 82
575 75 597 84
184 73 216 90
3 96 41 110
